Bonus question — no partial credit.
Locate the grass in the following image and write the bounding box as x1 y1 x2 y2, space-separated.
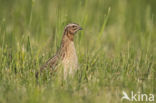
0 0 156 103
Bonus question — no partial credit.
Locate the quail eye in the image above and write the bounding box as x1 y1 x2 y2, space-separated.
72 25 75 28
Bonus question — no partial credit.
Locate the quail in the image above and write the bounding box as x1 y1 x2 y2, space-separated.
36 23 82 79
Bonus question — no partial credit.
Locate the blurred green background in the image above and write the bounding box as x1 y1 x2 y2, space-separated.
0 0 155 103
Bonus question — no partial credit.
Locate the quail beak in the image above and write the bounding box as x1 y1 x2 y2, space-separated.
79 26 83 30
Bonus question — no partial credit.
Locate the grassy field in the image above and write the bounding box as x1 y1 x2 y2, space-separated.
0 0 156 103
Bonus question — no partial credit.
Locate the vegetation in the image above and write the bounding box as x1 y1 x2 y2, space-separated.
0 0 155 103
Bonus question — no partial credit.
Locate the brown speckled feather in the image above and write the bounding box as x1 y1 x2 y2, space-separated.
35 55 59 78
41 55 59 71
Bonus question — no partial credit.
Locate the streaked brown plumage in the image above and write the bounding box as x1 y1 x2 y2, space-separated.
36 23 82 79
